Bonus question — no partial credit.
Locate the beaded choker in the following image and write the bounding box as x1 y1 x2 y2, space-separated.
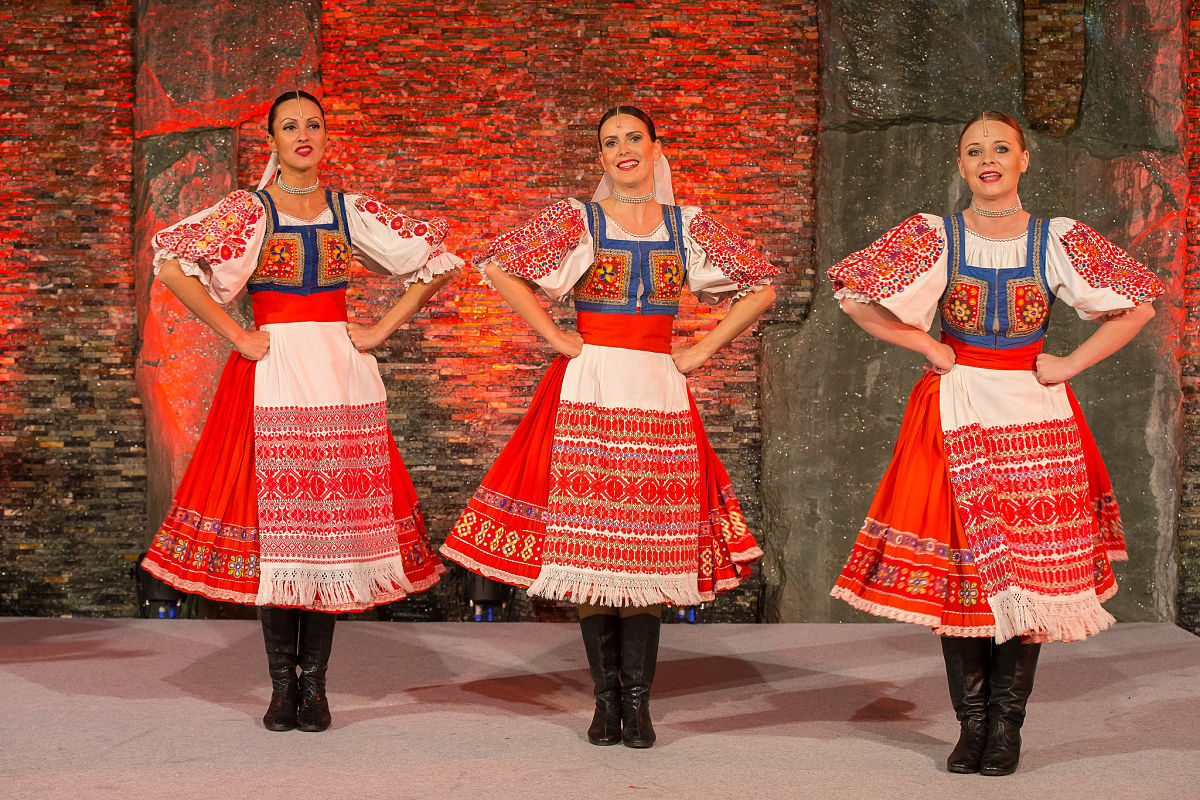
276 174 321 195
612 189 654 204
971 201 1021 218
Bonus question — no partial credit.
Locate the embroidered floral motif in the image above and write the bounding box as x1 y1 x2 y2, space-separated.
252 235 303 284
941 278 986 335
485 200 584 280
317 228 352 286
828 215 944 301
575 250 630 304
649 251 685 304
354 193 449 247
154 190 263 267
688 212 778 289
1006 279 1050 336
1059 221 1164 304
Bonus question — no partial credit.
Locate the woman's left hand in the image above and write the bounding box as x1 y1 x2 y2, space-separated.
671 345 710 375
1034 353 1079 386
348 322 388 352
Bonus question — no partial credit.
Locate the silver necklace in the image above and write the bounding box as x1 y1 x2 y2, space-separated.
971 201 1021 218
613 189 654 204
276 173 321 195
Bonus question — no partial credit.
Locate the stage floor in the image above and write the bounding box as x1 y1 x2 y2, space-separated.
1 619 1196 799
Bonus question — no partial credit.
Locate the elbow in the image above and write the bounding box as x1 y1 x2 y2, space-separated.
482 259 505 285
755 284 776 311
1140 301 1156 321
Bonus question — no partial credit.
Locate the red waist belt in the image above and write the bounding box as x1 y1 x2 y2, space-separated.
252 289 348 326
576 310 673 354
944 335 1042 371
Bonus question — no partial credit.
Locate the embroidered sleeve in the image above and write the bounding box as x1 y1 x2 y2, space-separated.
151 190 266 304
1049 219 1164 319
485 200 587 281
827 214 948 331
827 215 945 301
346 193 463 285
685 211 778 295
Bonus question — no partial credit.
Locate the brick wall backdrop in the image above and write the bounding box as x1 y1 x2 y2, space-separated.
1180 1 1200 634
0 1 141 615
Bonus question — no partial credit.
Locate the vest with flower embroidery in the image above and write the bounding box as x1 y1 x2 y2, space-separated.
248 189 354 295
574 202 688 316
938 212 1054 349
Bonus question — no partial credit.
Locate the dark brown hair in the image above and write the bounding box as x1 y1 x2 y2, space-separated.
958 110 1026 153
596 105 658 145
266 90 325 135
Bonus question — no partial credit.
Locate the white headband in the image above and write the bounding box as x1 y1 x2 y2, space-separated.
592 154 675 205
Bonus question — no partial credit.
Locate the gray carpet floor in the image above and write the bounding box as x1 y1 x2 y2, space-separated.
0 619 1196 799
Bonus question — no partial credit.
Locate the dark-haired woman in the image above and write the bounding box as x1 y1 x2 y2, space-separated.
142 91 459 732
828 111 1163 774
441 105 777 748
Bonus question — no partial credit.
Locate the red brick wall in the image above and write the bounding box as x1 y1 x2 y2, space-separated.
1180 2 1200 633
0 1 140 615
315 0 819 619
1023 0 1086 134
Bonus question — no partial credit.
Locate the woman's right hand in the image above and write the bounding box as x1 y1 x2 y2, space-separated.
552 330 584 358
234 329 271 361
922 341 955 375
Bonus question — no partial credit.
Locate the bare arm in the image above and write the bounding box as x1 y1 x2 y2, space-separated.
348 269 457 351
1034 303 1156 385
156 259 269 360
672 286 777 374
483 260 583 357
839 298 955 374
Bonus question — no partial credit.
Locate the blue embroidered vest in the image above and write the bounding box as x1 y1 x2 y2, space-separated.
939 213 1054 349
574 202 688 316
248 190 354 295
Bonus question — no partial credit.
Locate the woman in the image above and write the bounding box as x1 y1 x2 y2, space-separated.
829 111 1163 775
440 105 777 748
142 90 460 732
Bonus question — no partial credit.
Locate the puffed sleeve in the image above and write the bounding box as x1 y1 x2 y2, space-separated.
1046 217 1164 320
151 190 267 305
827 213 948 331
479 198 594 301
681 207 779 303
345 193 464 285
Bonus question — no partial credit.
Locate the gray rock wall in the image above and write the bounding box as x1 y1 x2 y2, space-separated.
760 0 1183 624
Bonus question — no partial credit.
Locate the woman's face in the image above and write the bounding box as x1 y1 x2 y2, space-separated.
597 114 661 188
957 120 1028 201
268 97 327 172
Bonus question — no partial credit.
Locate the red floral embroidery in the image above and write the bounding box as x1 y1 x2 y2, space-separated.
154 190 264 268
828 215 945 301
257 239 301 280
942 279 984 333
576 251 630 303
649 251 685 303
485 200 585 280
354 193 449 247
687 212 778 289
1058 221 1164 304
1008 281 1050 335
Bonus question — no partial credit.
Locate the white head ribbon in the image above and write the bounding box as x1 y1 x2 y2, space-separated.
256 152 279 190
592 154 675 205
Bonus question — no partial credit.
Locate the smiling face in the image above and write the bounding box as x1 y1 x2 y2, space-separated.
957 119 1029 204
268 96 326 173
597 114 661 192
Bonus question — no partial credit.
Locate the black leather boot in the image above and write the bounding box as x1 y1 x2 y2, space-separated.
580 614 622 745
979 639 1041 776
297 610 336 732
260 606 300 731
940 636 991 773
619 612 661 748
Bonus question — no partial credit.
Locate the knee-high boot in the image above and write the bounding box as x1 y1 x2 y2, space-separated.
260 606 301 731
580 614 622 745
980 639 1041 776
297 610 336 732
619 613 660 748
940 636 991 773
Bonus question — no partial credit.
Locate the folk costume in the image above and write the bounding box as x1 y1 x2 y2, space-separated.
440 187 776 746
828 211 1162 772
143 185 459 730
